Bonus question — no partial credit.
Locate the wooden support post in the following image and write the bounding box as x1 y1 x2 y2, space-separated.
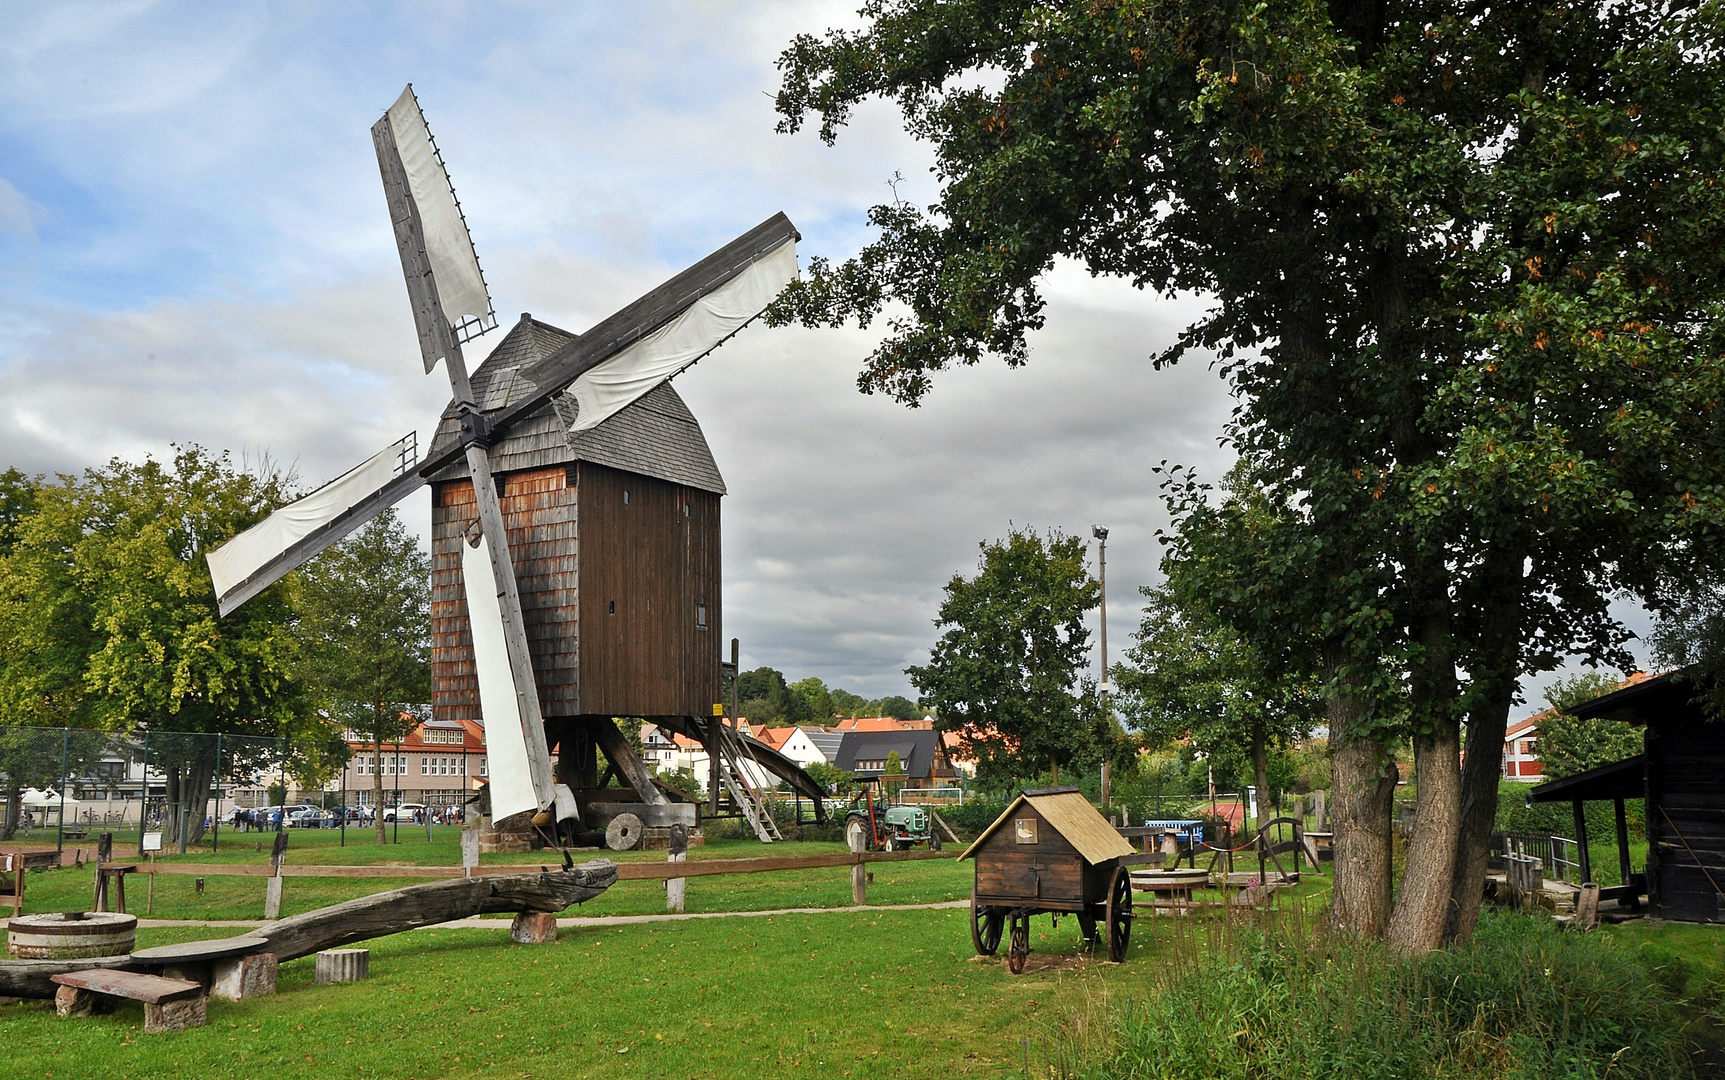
211 952 277 1001
461 828 479 879
852 859 867 906
145 853 154 915
666 823 687 913
1613 798 1633 889
1572 799 1592 884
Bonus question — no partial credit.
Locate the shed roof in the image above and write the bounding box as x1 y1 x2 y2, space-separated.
959 787 1136 865
428 313 725 493
1528 755 1646 803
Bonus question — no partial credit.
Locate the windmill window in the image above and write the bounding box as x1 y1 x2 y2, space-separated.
623 490 630 505
608 600 616 615
697 603 707 630
683 503 690 517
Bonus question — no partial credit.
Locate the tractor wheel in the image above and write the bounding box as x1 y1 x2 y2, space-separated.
845 815 871 853
885 831 900 852
930 831 942 852
1104 864 1133 962
971 885 1004 956
1008 913 1031 974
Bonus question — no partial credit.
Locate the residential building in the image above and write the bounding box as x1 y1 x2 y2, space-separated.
834 729 956 788
336 718 488 808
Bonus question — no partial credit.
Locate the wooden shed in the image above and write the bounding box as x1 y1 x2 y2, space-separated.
1529 669 1722 922
961 787 1137 966
426 313 821 833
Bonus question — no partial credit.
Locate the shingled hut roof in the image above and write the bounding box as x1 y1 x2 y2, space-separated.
428 313 725 493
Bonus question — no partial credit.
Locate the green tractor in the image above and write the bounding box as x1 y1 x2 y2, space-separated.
844 790 940 851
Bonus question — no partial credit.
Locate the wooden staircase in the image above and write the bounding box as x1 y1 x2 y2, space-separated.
710 723 782 843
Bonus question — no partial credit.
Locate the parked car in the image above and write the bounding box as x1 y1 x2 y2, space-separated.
382 803 427 823
287 807 331 828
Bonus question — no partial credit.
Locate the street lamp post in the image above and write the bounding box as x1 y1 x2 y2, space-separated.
1093 525 1110 807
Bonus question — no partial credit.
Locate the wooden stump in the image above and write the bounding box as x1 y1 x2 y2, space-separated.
211 952 277 1001
314 948 369 985
144 994 205 1033
1574 882 1601 931
509 911 558 944
263 875 284 920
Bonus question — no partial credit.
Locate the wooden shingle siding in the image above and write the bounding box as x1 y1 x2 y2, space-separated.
430 467 581 723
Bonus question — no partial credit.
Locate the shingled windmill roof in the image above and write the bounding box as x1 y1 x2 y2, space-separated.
427 313 726 494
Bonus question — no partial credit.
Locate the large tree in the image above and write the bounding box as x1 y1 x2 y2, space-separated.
1115 580 1322 827
0 448 309 846
774 1 1725 950
910 526 1122 783
295 508 430 843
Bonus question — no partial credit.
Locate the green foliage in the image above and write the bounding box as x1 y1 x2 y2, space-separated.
1072 911 1690 1080
829 687 870 717
787 676 833 720
295 509 429 737
910 526 1124 784
802 760 853 795
1492 779 1643 855
878 694 920 720
1116 579 1321 803
1535 673 1644 781
653 766 704 801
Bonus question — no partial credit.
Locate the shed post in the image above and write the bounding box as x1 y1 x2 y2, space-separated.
1571 799 1592 884
1614 798 1633 888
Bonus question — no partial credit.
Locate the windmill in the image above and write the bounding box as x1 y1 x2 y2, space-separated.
205 86 823 840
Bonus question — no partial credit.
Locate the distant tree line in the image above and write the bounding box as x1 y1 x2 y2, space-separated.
0 448 430 846
726 666 920 725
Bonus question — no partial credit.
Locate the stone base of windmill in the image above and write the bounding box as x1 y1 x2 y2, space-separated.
475 815 535 854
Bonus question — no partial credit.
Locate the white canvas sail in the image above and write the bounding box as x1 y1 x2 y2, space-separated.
564 238 796 432
385 86 492 335
461 534 541 822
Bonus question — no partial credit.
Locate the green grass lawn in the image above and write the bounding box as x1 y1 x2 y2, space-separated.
5 896 1153 1079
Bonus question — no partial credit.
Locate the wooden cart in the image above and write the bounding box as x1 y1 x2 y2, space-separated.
960 787 1139 972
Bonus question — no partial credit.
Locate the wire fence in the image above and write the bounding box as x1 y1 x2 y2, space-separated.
0 724 462 856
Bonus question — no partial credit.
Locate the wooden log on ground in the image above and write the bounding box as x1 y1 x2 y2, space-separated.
254 860 616 962
0 956 132 999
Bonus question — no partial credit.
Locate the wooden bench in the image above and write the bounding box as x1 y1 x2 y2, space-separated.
50 969 206 1032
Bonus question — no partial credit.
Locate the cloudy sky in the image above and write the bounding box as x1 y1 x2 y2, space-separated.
0 2 1642 712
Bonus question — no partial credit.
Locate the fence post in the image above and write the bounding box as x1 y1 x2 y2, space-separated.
212 733 223 855
666 823 687 912
852 855 867 905
55 727 69 855
264 830 287 919
137 730 150 856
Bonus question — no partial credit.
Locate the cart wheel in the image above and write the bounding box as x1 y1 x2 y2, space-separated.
1078 912 1099 947
971 886 1004 956
1105 865 1133 962
1008 913 1031 973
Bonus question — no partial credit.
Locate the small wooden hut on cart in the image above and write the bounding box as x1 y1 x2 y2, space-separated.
1528 669 1724 922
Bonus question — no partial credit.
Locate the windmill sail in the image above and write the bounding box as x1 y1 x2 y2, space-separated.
564 236 796 432
460 534 541 822
376 85 496 371
206 435 423 616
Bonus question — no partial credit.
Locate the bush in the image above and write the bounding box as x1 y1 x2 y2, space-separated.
1069 910 1691 1080
1493 780 1644 848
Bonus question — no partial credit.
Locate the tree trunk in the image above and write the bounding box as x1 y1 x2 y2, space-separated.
1 782 19 841
162 761 185 847
1387 597 1464 954
373 720 387 844
1326 662 1398 938
1445 553 1523 943
182 755 217 847
1251 722 1270 833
